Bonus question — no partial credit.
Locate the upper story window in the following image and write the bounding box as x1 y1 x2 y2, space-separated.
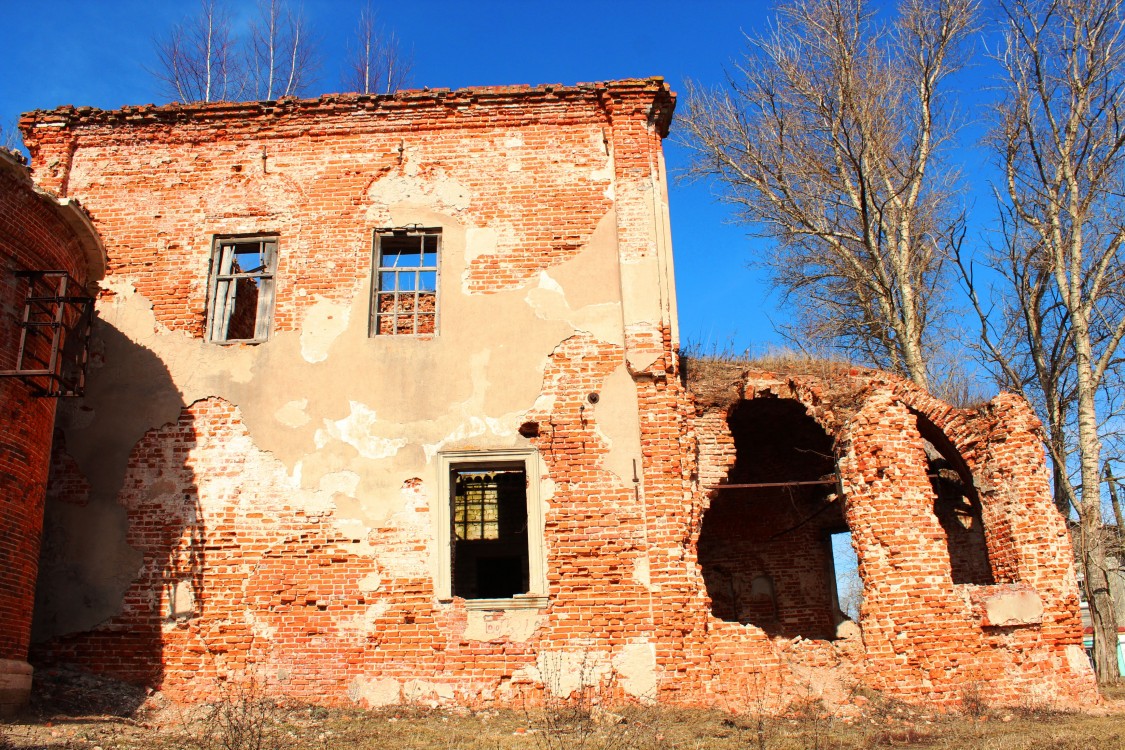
370 228 439 336
206 236 277 343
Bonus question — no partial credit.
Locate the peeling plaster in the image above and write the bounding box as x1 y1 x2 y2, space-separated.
464 609 545 642
348 677 400 707
536 650 612 698
299 298 351 363
593 364 642 485
365 168 470 222
318 401 408 460
525 271 624 346
274 399 311 428
613 641 657 702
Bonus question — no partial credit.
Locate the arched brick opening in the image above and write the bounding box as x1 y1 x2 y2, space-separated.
910 409 995 585
698 396 853 639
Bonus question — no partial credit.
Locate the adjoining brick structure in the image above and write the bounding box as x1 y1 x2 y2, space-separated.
0 150 104 714
15 79 1097 711
684 360 1098 707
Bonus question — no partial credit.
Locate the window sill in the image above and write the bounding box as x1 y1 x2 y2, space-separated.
460 595 549 611
208 339 268 346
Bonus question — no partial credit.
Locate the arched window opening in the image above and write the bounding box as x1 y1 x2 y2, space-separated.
912 410 995 585
698 397 857 639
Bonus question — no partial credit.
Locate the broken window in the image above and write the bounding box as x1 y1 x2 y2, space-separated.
912 410 995 585
699 397 852 639
206 236 277 343
0 270 94 396
370 228 439 336
436 450 547 606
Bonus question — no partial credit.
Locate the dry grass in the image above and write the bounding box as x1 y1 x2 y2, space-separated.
3 699 1123 750
2 668 1122 749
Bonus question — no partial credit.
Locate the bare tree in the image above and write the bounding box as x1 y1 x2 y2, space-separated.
153 0 241 103
343 2 413 94
247 0 319 100
679 0 978 388
962 0 1125 683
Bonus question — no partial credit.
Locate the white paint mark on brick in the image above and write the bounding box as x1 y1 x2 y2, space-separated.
348 676 400 707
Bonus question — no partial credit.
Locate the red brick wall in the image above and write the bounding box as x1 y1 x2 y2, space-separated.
683 365 1099 708
0 159 94 666
18 80 1097 712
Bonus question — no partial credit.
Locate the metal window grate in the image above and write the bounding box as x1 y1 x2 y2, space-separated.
0 270 94 397
371 228 439 336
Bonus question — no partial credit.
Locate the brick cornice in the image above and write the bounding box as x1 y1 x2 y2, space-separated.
20 77 676 139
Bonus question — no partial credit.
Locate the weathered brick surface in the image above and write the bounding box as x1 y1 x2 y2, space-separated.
683 363 1098 708
0 152 102 711
16 80 1098 712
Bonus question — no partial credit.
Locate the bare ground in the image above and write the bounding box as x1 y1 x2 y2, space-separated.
2 670 1123 750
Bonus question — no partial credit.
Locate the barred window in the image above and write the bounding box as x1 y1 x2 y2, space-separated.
371 228 439 336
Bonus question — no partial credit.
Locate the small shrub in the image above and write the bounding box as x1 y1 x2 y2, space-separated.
528 653 660 750
960 679 989 720
175 676 294 750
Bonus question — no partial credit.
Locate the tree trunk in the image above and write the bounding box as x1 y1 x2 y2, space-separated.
1075 333 1120 684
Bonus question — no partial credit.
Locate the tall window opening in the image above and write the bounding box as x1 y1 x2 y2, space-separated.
435 450 547 607
911 410 994 585
371 228 439 336
698 397 853 639
451 466 529 599
206 236 277 343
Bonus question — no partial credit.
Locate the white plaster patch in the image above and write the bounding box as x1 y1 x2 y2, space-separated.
319 470 361 497
339 601 390 639
403 680 455 706
464 227 499 261
332 518 370 544
366 169 470 217
632 554 652 589
357 573 382 593
422 414 518 461
299 298 351 363
320 402 408 459
525 271 624 346
275 399 311 428
243 608 277 641
537 651 612 698
613 641 657 702
464 609 544 642
348 677 400 707
593 364 642 484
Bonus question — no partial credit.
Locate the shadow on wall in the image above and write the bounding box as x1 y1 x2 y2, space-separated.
698 396 851 640
29 317 196 706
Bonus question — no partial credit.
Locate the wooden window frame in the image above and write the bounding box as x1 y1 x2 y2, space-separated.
205 235 278 344
370 227 440 337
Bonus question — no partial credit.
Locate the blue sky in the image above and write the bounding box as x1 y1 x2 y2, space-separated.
0 0 1001 357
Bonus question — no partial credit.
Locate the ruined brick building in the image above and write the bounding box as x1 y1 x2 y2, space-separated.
0 77 1099 712
0 150 103 714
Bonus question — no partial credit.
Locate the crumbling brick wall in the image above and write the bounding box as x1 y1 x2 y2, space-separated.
16 80 1098 713
681 360 1098 708
0 151 103 713
21 81 684 707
